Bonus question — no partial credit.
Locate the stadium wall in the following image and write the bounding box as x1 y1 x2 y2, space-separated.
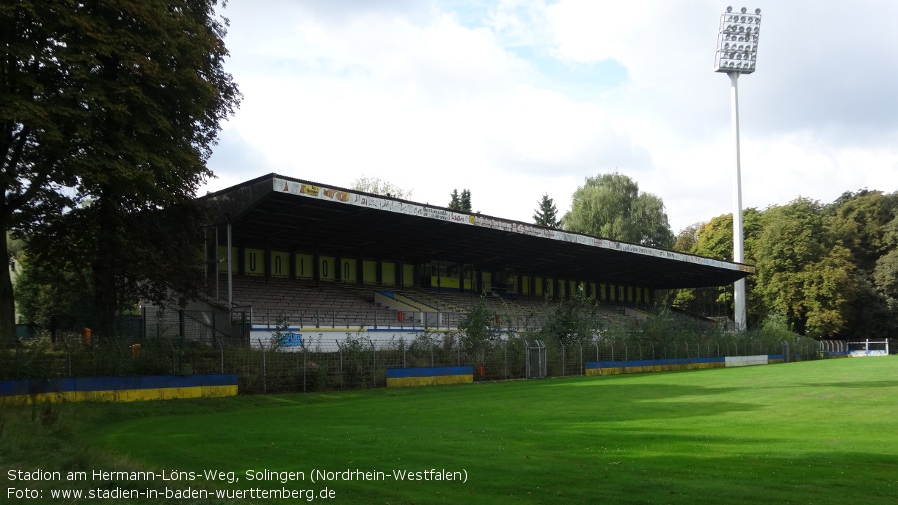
386 366 474 387
0 374 238 405
251 327 460 349
585 355 788 375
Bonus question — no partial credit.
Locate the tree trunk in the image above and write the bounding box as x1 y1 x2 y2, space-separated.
92 186 119 340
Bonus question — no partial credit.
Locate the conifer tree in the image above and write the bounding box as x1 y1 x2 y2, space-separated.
533 193 559 228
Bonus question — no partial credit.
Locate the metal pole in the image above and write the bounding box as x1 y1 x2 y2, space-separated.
371 340 376 389
215 225 220 301
730 71 747 332
258 339 266 394
227 218 233 320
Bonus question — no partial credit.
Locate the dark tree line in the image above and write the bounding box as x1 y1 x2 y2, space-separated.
675 190 898 339
2 1 240 344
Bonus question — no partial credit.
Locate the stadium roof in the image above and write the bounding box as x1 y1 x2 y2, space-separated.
204 173 752 290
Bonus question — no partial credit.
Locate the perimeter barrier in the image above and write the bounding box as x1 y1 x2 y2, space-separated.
1 330 826 395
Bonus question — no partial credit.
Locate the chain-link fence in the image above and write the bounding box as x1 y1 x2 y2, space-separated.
9 301 877 395
1 326 833 395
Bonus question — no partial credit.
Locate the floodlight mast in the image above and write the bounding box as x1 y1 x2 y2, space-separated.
715 6 761 332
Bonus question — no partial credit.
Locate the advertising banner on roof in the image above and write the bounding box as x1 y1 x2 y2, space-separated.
272 177 753 274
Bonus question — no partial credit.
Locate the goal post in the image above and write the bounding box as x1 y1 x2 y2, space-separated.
847 339 889 357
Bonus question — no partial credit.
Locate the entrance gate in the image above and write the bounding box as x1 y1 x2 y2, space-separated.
527 340 547 379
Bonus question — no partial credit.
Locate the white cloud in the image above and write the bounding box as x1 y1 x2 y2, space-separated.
205 0 898 236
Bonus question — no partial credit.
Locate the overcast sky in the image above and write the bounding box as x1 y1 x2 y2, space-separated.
204 0 898 235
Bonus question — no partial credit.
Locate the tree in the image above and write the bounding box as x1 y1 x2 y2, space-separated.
460 189 472 213
13 251 94 334
28 201 213 321
351 176 413 199
752 198 859 337
800 245 859 337
457 296 499 355
1 2 81 344
449 189 460 210
689 209 764 263
674 210 763 324
827 190 898 271
828 190 898 337
533 193 559 228
562 172 674 248
448 188 472 212
1 1 240 342
874 247 898 310
872 211 898 318
5 232 23 282
540 289 602 346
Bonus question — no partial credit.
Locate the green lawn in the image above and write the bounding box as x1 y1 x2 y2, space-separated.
3 357 897 504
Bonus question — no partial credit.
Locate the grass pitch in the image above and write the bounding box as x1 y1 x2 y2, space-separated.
3 357 897 504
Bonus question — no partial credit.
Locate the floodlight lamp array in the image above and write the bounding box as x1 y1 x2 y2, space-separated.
714 6 761 74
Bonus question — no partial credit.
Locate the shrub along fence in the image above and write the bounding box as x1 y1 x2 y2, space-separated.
0 328 824 395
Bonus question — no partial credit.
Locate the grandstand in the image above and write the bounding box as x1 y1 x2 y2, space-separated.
195 173 752 345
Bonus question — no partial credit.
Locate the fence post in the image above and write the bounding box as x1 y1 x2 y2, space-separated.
370 340 376 389
258 339 267 395
178 310 186 373
211 313 217 349
480 349 486 382
338 341 344 390
561 345 566 377
60 339 72 377
218 338 224 374
579 345 583 376
302 347 307 393
504 340 508 379
141 305 147 340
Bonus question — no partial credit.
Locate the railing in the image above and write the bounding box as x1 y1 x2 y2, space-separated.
1 334 822 395
247 308 512 331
